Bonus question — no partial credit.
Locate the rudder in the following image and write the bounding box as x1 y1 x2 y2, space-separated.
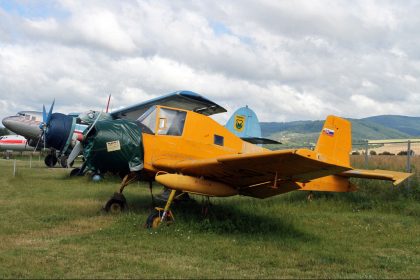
314 115 351 167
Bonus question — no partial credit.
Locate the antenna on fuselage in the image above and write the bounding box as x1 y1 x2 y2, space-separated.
106 94 111 113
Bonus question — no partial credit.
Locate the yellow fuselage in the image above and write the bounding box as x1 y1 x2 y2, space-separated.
141 106 355 195
142 105 264 174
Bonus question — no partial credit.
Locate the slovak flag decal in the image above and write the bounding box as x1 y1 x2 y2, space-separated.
323 128 335 136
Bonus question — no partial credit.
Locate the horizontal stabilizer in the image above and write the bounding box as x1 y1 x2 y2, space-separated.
341 169 413 186
241 137 281 145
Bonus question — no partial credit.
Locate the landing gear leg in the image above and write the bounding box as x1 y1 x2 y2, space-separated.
148 181 155 208
145 189 176 228
104 172 139 213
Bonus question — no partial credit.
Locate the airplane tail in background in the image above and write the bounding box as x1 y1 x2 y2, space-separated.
225 106 280 145
314 115 352 167
226 106 262 139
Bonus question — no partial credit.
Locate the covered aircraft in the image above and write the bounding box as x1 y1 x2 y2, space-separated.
58 91 411 228
2 91 231 170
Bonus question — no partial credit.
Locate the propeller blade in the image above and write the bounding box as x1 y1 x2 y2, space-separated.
45 99 55 126
67 141 83 167
84 111 102 137
106 94 111 113
42 104 47 122
39 104 47 129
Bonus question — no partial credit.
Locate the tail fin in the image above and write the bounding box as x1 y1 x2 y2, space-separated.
315 115 351 167
225 106 262 138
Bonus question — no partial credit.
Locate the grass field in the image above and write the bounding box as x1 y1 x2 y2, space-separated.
0 156 419 278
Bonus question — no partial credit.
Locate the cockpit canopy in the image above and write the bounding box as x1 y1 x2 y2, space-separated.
17 111 38 121
136 106 187 136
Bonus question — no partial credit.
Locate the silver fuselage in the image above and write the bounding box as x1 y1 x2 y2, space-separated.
2 111 43 139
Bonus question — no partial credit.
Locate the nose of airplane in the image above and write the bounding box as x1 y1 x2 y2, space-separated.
2 116 42 139
2 116 13 129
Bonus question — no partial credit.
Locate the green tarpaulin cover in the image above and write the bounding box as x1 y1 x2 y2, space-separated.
83 119 143 174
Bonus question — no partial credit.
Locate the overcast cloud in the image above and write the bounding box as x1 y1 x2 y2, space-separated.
1 0 420 123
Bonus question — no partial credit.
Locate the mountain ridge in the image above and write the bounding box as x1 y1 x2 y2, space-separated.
261 115 420 146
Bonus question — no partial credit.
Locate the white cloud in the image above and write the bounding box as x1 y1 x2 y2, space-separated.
1 0 420 125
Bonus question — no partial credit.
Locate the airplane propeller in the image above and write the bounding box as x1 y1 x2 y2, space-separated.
66 111 103 167
34 100 55 153
39 100 55 130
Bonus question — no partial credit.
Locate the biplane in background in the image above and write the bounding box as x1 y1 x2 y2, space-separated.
58 91 412 228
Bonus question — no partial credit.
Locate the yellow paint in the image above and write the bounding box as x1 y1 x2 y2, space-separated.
315 116 351 167
155 173 238 197
142 105 266 173
234 115 245 132
299 175 357 192
138 107 411 198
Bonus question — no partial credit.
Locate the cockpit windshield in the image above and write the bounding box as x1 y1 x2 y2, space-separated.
136 106 187 136
157 108 186 136
136 106 157 134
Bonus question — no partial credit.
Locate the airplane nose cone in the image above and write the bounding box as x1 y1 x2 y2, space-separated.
2 117 12 128
2 116 42 138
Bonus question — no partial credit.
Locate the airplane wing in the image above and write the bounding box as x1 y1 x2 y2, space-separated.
153 149 352 197
111 91 226 121
341 169 412 186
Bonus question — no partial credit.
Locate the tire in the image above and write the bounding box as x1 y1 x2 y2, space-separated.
70 168 82 177
145 210 161 229
60 156 68 168
44 154 57 167
104 193 127 213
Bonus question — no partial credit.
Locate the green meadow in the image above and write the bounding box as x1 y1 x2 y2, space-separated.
0 156 419 278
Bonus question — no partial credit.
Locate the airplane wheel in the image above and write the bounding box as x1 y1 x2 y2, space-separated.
60 156 68 168
104 193 127 213
145 210 161 229
44 154 57 167
70 168 82 177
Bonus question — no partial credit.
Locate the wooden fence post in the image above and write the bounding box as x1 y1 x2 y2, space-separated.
365 141 369 168
406 140 411 189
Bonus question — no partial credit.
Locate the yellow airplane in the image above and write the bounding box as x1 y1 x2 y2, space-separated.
77 101 411 228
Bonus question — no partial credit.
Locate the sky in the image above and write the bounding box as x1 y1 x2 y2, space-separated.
1 0 420 123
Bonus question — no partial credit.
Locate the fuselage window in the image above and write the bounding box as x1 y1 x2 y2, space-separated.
136 106 157 134
214 135 224 146
158 108 187 136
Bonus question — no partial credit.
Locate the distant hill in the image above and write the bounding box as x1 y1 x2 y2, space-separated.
362 115 420 136
261 115 418 147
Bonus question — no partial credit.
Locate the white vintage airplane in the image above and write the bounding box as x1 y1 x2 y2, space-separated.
0 134 33 151
2 110 64 165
